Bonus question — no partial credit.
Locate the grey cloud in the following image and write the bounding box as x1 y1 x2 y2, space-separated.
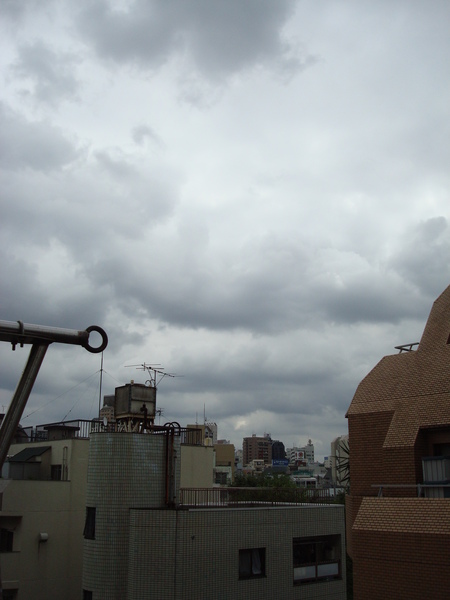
82 228 425 336
390 217 450 297
132 125 163 147
1 142 179 263
95 150 138 180
317 281 425 325
0 0 44 23
12 40 80 105
76 0 307 81
0 104 78 171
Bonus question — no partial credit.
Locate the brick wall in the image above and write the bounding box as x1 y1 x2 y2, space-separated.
352 499 450 600
346 286 450 600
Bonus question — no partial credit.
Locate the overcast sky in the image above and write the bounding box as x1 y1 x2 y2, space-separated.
1 0 449 459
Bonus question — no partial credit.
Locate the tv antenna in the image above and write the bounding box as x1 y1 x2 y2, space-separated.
125 362 179 388
156 407 164 425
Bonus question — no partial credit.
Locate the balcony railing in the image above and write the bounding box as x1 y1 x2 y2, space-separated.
369 457 450 499
178 487 344 508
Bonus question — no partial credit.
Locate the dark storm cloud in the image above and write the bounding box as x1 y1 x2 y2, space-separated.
83 222 440 337
12 40 80 105
0 253 48 323
0 103 79 170
76 0 308 80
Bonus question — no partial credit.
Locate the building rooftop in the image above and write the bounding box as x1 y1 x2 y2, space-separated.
347 284 450 449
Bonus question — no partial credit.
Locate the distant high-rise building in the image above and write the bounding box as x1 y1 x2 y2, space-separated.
289 440 314 465
243 434 272 465
271 440 286 461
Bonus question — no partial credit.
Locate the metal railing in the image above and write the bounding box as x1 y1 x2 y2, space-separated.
15 419 94 442
14 421 205 445
372 483 450 498
178 486 344 508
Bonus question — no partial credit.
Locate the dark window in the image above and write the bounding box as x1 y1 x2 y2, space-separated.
0 528 14 552
293 535 341 584
82 591 93 600
239 548 266 579
215 472 228 485
51 465 62 481
83 507 96 540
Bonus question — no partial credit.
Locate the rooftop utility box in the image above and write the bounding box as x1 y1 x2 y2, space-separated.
114 382 156 420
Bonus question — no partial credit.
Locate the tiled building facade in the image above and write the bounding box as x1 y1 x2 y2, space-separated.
346 286 450 599
127 505 346 600
83 431 346 600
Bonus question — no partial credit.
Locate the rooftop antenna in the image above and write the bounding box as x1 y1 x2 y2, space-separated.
125 363 178 388
98 351 104 417
155 407 164 425
124 364 181 423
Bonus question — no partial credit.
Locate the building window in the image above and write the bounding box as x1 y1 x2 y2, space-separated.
215 472 228 485
82 591 93 600
0 528 14 552
293 535 341 584
239 548 266 579
51 465 62 480
83 507 96 540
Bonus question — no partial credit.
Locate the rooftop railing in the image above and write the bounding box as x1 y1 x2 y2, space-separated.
16 420 204 445
178 486 344 508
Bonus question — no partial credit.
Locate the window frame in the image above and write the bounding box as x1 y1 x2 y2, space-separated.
239 547 266 580
293 535 341 585
51 464 62 481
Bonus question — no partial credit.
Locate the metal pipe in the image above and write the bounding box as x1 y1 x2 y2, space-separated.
0 344 49 468
0 320 108 353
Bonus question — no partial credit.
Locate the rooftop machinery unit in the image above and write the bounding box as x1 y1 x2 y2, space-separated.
114 381 156 429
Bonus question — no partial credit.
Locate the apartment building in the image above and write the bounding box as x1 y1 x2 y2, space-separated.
82 427 346 600
243 434 272 465
346 285 450 600
0 383 346 599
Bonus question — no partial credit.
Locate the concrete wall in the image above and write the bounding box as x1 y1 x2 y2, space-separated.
0 438 89 600
180 445 215 488
215 443 235 482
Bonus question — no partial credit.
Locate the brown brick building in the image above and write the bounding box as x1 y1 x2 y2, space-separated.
243 434 272 466
346 285 450 600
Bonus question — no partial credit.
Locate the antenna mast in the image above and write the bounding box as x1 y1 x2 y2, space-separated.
98 352 104 417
